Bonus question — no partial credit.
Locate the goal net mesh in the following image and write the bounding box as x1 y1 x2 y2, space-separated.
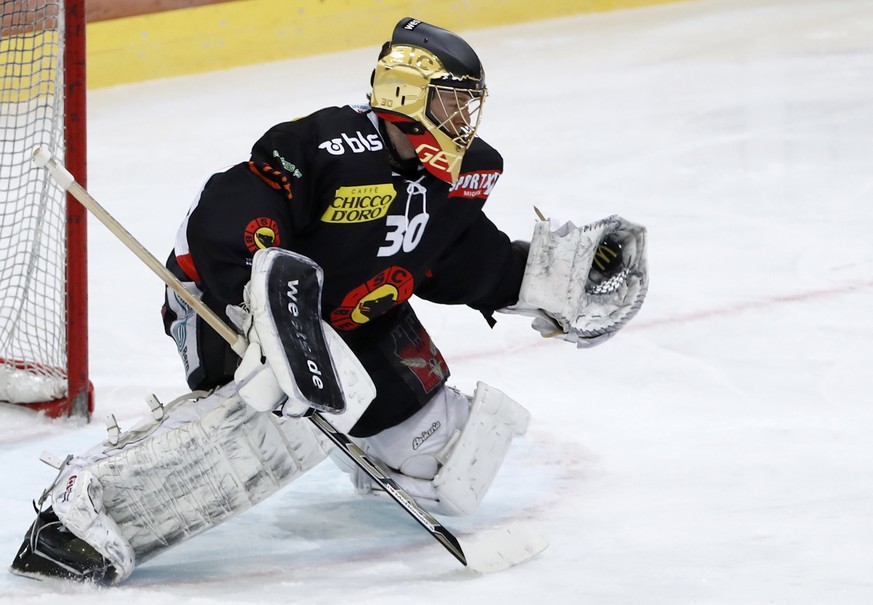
0 0 69 403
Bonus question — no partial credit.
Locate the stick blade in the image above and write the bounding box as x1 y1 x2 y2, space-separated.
463 522 549 574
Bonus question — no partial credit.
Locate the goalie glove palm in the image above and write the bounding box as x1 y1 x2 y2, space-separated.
503 214 648 347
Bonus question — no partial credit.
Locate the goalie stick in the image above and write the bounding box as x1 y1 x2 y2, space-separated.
31 147 471 567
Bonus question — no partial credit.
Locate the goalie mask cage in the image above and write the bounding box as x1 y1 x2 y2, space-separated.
0 0 92 418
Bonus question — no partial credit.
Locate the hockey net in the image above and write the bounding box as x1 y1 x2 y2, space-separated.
0 0 92 417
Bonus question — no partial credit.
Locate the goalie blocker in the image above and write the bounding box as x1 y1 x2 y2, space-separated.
231 248 372 416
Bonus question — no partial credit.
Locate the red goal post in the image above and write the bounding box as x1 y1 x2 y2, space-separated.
0 0 92 418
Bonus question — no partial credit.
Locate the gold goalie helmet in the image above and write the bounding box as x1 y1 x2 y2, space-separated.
371 17 487 184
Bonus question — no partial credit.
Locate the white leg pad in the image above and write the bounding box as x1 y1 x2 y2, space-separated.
47 383 328 583
431 382 530 516
50 469 136 581
340 382 529 517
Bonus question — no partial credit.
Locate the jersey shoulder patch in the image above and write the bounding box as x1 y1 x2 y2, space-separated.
448 169 502 200
450 139 503 200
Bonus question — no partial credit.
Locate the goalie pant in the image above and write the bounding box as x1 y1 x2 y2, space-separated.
16 381 529 584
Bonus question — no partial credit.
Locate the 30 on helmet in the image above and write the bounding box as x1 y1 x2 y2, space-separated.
371 17 487 184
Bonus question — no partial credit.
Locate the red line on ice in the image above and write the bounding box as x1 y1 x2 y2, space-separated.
449 279 873 363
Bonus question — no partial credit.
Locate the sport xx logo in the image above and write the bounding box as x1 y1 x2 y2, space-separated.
319 131 384 155
448 170 501 199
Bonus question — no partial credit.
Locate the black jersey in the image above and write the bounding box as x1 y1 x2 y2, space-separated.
163 105 528 436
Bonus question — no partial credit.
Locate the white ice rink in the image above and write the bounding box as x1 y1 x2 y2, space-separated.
2 0 873 602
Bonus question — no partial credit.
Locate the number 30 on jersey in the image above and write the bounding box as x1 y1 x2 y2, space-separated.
377 213 430 257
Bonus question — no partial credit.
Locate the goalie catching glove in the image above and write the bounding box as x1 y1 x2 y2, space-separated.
503 214 648 347
228 248 375 422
